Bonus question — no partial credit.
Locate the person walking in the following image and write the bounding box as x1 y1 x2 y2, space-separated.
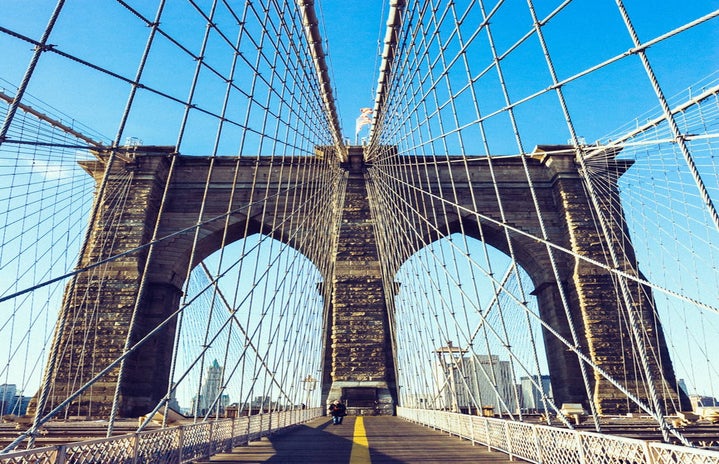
329 399 347 424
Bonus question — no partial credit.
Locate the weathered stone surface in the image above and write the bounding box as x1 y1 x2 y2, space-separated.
324 149 397 415
36 145 687 419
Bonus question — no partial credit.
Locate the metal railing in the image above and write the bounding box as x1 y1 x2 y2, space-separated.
0 408 322 464
397 407 719 464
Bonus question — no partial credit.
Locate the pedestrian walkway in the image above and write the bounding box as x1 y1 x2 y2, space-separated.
196 416 520 463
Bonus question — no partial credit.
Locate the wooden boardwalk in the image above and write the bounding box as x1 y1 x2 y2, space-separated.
196 416 520 463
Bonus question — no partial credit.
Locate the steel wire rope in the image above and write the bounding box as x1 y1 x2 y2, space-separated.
378 10 719 146
407 4 472 371
30 0 169 438
80 170 137 419
392 241 532 418
384 211 544 419
255 48 332 412
365 175 408 407
433 0 525 418
590 148 719 316
447 0 548 419
197 181 332 416
0 125 55 415
8 165 136 448
0 0 102 428
197 264 304 415
205 219 324 417
616 4 719 235
168 0 240 425
222 4 275 416
133 177 337 429
0 6 334 154
3 240 296 453
0 1 66 148
372 0 552 420
369 163 552 420
574 165 646 414
371 155 440 409
213 27 284 422
369 157 719 317
473 0 601 430
258 153 319 414
0 180 309 307
197 243 318 420
61 169 135 417
160 0 252 428
377 179 660 423
42 166 134 416
525 0 701 440
587 123 718 412
228 7 289 416
372 162 600 426
431 0 529 410
422 2 479 361
239 4 319 410
369 163 643 424
143 218 321 429
445 13 719 134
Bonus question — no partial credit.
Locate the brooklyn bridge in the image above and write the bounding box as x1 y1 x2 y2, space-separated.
1 0 718 462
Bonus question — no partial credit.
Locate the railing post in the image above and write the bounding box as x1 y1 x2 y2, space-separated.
55 445 67 464
576 431 587 464
229 417 236 452
132 433 140 464
207 421 214 458
469 414 476 446
532 424 542 464
643 441 655 464
485 418 492 452
178 425 185 463
504 421 514 461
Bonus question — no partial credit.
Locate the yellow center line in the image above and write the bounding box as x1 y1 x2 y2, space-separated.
349 416 371 464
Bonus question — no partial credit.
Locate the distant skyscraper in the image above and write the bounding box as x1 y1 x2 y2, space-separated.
519 375 553 412
192 359 230 416
432 342 516 414
0 384 17 416
168 382 182 413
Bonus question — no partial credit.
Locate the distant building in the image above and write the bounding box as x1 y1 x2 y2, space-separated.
0 384 29 416
15 396 31 416
432 342 516 415
689 394 718 411
251 395 272 410
168 382 182 413
192 359 230 416
519 375 553 413
402 392 435 409
0 384 17 416
678 379 688 397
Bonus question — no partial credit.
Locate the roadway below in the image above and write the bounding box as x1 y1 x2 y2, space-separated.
194 416 518 463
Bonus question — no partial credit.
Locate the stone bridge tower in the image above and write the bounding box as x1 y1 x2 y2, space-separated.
34 144 686 419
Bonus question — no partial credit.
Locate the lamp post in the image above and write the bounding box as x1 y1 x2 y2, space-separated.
436 341 466 413
302 374 317 408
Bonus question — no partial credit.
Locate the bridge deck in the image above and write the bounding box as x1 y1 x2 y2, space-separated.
196 416 519 463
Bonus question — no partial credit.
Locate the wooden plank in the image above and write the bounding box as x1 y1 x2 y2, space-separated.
197 416 521 463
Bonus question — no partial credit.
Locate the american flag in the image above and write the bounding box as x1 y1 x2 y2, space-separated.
355 107 373 135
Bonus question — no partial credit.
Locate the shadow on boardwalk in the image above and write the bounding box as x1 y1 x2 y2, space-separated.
196 416 519 463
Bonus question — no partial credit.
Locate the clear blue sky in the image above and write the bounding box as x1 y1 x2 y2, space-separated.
1 0 717 147
1 0 718 402
1 0 391 145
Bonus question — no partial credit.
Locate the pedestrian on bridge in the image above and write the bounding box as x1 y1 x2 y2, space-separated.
329 399 347 425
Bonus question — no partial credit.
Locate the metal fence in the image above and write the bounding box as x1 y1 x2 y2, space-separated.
0 408 322 464
397 407 719 464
